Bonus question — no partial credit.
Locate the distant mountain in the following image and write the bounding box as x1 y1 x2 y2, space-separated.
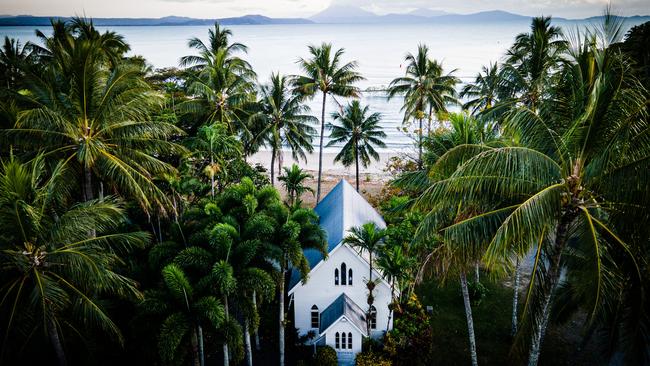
310 5 376 23
0 14 313 26
408 8 451 17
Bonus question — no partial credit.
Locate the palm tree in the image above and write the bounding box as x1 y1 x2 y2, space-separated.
0 36 33 90
501 16 567 109
4 18 184 212
188 123 242 197
180 23 256 135
294 43 363 202
327 100 387 191
0 156 148 366
376 245 414 332
388 44 458 169
460 62 502 114
278 164 314 207
141 264 225 366
343 222 387 335
252 73 317 185
415 16 648 366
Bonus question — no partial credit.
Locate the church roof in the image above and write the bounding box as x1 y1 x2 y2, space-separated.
289 179 386 289
319 293 368 336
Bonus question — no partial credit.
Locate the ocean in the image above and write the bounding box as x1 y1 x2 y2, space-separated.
1 19 644 153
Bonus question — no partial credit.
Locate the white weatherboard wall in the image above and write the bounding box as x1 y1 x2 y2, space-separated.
291 243 393 338
324 319 363 366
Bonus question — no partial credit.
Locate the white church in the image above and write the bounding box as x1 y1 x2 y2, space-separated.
288 179 394 365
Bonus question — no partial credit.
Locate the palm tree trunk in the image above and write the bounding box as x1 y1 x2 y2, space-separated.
511 258 521 336
367 252 374 336
386 281 395 332
527 213 573 366
474 262 480 284
197 325 205 366
253 290 261 351
48 318 67 366
355 143 360 192
418 117 424 170
190 330 200 366
279 268 286 366
210 156 215 198
460 271 478 366
83 165 93 201
270 146 276 186
244 318 253 366
316 92 327 203
223 295 230 366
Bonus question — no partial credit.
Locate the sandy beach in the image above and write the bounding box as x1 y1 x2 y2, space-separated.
249 149 405 207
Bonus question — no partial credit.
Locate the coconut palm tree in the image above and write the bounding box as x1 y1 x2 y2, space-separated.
4 18 184 212
376 245 414 332
0 36 34 90
188 123 242 197
180 23 256 135
343 222 387 334
0 156 148 366
415 16 649 365
294 43 363 202
388 45 459 169
501 16 567 109
141 263 225 366
252 73 317 185
278 164 314 207
327 100 386 191
460 62 502 115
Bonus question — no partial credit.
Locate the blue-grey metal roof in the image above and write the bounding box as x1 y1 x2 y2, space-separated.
289 179 386 289
319 293 368 336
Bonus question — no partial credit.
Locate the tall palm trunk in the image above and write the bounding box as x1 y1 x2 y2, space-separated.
527 213 573 366
253 291 261 351
418 117 424 170
210 156 215 198
474 262 480 284
354 141 360 192
48 318 67 366
244 318 253 366
223 295 230 366
460 271 478 366
386 280 395 332
270 146 276 186
279 267 286 366
366 252 374 335
511 258 521 336
316 92 327 203
190 328 201 366
198 325 205 366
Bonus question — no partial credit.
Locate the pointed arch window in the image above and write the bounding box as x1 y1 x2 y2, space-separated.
341 263 347 285
369 306 377 330
311 305 319 328
335 332 340 349
348 268 353 285
348 332 352 349
334 268 339 285
341 332 347 349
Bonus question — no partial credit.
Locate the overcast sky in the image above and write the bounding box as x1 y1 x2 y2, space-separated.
2 0 649 19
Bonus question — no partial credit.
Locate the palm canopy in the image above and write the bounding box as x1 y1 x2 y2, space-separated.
460 62 503 114
0 156 148 363
0 36 34 90
414 18 649 364
327 100 386 190
3 18 184 212
251 73 317 184
501 16 568 108
278 164 314 207
387 44 459 123
180 23 256 135
293 42 364 98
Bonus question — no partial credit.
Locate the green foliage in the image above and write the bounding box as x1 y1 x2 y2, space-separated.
384 294 433 366
355 350 392 366
313 345 338 366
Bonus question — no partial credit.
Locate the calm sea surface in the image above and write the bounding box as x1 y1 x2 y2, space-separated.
1 20 644 152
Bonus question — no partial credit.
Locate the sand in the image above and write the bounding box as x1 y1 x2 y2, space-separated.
248 149 401 207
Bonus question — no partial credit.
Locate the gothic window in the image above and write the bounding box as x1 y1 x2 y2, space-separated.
341 332 347 349
369 306 377 330
335 332 340 349
348 268 353 285
341 263 347 285
311 305 319 328
348 332 352 349
335 268 339 285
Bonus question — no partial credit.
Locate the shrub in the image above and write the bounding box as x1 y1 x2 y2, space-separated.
383 294 434 365
468 280 489 306
355 350 392 366
314 345 338 366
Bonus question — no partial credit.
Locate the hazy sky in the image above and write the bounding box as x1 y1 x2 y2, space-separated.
2 0 649 19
